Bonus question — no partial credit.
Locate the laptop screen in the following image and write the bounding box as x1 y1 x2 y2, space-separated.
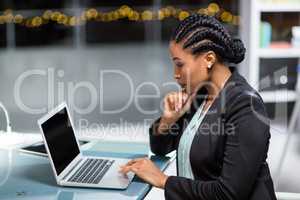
41 107 80 175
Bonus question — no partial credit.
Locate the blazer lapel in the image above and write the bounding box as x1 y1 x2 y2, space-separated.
197 69 239 134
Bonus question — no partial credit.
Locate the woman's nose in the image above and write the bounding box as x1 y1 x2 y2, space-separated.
174 67 181 79
174 74 181 80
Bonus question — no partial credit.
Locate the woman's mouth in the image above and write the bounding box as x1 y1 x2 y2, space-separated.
180 84 187 92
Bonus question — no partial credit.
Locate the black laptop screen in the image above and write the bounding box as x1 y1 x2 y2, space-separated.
41 107 80 175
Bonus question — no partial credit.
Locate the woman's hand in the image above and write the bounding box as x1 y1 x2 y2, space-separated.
119 157 169 189
157 91 196 134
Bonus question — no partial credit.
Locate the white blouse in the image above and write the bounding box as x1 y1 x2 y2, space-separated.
177 97 211 179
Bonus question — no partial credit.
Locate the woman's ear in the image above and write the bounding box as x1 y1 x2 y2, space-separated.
205 51 216 69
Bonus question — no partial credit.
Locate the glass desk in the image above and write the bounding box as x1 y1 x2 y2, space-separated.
0 144 174 200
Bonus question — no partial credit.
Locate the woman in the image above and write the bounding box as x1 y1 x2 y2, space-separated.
120 14 277 200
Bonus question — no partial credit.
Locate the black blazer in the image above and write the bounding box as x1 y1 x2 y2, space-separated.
149 69 277 200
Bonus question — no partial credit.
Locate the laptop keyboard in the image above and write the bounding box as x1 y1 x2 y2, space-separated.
68 158 115 184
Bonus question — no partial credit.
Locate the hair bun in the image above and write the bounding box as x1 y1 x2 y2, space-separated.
171 13 246 65
228 38 246 64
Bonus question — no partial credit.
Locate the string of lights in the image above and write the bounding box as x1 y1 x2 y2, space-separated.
0 3 240 28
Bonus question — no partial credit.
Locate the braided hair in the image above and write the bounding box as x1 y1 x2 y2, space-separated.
171 14 246 64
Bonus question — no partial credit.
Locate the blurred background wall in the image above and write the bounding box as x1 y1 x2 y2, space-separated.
2 0 300 196
0 0 239 132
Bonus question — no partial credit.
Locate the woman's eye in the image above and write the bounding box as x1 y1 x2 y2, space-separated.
176 63 184 67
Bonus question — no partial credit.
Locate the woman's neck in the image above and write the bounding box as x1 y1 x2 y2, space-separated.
205 63 232 101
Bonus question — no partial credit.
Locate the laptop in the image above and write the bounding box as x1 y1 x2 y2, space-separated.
37 102 135 189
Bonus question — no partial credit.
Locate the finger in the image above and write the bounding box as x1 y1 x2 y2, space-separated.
129 158 142 164
119 165 139 174
169 94 176 111
164 96 171 111
182 93 188 105
166 94 173 111
131 159 147 167
121 160 135 168
172 93 177 112
178 92 183 111
174 93 181 112
181 92 196 113
122 157 148 168
119 165 131 173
